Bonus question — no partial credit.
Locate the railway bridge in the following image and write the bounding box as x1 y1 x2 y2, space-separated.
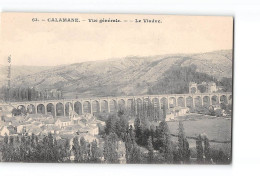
0 92 232 117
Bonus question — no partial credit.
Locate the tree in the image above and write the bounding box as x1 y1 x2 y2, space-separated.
129 125 135 143
163 134 174 163
11 108 22 116
158 121 169 134
64 138 71 162
134 117 143 145
162 104 167 120
177 121 190 163
53 138 61 162
219 77 232 92
72 136 81 162
105 115 118 135
129 144 142 164
204 136 211 163
19 135 26 161
13 136 21 161
125 132 142 164
211 149 230 164
147 136 154 163
220 103 227 110
116 115 129 140
46 133 57 162
103 133 119 163
196 134 204 164
90 140 101 163
1 134 69 163
125 132 133 163
2 135 10 161
117 107 125 117
154 121 170 151
80 137 87 162
147 65 219 95
197 85 207 93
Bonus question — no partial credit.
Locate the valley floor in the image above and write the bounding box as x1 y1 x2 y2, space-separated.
167 114 232 156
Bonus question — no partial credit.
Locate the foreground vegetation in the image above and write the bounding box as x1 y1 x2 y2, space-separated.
1 113 231 164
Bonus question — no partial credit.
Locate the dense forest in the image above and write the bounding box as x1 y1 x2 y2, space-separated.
148 65 232 95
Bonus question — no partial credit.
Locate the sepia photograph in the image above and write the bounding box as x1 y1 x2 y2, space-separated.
0 13 233 164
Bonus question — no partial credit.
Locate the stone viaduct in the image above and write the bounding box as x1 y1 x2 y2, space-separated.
1 92 232 117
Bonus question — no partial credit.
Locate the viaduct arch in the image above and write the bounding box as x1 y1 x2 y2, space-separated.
5 92 231 117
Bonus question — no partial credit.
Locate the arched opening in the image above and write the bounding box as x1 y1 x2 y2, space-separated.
83 101 91 114
143 98 151 112
101 100 109 113
56 102 64 116
118 99 126 111
177 97 185 107
65 102 73 116
17 105 27 115
47 103 55 117
152 98 159 109
203 96 210 108
74 101 82 115
211 95 219 105
27 104 36 114
220 95 228 104
143 98 153 118
152 98 160 121
143 98 151 107
109 100 117 113
186 96 193 109
127 99 134 114
195 96 202 108
169 97 176 108
37 104 45 114
220 95 229 110
136 98 143 116
160 97 168 109
92 100 100 113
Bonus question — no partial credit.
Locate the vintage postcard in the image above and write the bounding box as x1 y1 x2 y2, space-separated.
0 13 233 164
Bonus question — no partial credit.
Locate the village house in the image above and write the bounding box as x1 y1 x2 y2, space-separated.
41 124 61 134
16 120 33 133
55 117 72 128
32 121 43 127
44 118 55 127
79 124 99 136
17 124 26 133
78 114 105 132
117 140 126 164
215 108 226 117
0 125 16 136
165 110 175 121
0 126 10 136
165 106 189 121
27 126 42 135
0 105 13 118
64 124 82 133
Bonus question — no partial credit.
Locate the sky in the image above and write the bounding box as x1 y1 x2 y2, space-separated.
0 13 233 66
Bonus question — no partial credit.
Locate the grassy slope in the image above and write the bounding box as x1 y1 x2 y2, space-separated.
3 50 232 98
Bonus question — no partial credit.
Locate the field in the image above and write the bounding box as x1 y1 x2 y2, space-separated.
167 114 232 155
